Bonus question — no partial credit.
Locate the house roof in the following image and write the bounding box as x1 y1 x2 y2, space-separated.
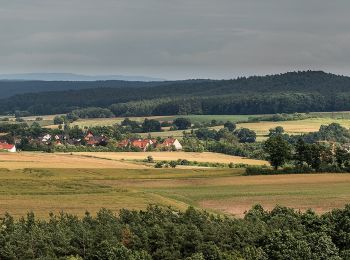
163 138 177 146
0 142 15 150
118 140 129 147
131 139 150 149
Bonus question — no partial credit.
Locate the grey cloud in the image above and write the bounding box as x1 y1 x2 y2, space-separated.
0 0 350 79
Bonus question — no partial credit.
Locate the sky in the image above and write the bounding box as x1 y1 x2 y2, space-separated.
1 0 350 80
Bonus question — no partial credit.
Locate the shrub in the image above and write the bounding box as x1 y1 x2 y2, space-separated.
169 161 177 168
146 156 154 163
154 162 163 168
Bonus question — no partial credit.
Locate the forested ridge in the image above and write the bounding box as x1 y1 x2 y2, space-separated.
2 71 350 116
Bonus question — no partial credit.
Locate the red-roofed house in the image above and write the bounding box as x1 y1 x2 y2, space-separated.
117 139 130 148
131 139 152 151
161 138 182 150
0 142 16 153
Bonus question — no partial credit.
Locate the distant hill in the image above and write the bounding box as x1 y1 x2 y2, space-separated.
1 71 350 116
0 80 168 99
0 73 164 82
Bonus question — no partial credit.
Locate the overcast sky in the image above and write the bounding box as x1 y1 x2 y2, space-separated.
1 0 350 79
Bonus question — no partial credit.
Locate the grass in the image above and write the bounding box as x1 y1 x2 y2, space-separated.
0 165 348 219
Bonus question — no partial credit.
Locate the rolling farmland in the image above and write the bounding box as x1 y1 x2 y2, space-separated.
0 166 348 218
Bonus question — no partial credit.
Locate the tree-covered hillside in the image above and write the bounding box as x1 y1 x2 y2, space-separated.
1 71 350 116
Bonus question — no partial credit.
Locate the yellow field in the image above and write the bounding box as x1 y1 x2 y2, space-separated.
0 152 147 170
72 151 268 165
237 118 350 136
0 151 267 170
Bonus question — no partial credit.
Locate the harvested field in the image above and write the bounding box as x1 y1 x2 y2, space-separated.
0 152 147 169
237 118 350 136
72 151 268 165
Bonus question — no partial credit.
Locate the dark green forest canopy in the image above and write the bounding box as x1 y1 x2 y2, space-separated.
0 205 349 259
2 71 350 116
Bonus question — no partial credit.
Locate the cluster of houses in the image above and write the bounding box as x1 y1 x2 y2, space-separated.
118 138 183 151
37 132 108 146
0 131 183 153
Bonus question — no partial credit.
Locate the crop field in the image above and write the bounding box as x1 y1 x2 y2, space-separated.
237 117 350 136
0 152 267 170
0 166 349 219
73 151 268 165
0 152 148 170
139 117 350 140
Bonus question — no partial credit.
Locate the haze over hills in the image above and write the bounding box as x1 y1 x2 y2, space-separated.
0 73 165 82
1 71 350 116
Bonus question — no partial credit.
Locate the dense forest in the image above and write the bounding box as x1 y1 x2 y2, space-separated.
0 205 349 259
2 71 350 116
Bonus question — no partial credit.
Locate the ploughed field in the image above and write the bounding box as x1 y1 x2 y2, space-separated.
0 160 349 218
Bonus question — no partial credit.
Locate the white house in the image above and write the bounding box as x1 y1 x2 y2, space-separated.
162 138 183 150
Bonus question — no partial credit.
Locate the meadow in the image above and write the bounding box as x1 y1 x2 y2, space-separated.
0 165 348 219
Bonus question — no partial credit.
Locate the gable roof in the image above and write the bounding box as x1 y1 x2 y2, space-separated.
163 138 177 146
131 139 150 149
0 142 15 150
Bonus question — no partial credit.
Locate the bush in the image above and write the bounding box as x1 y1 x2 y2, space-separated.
245 165 314 175
146 156 154 163
169 161 177 168
154 162 163 168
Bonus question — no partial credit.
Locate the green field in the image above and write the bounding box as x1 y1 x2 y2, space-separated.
0 167 349 219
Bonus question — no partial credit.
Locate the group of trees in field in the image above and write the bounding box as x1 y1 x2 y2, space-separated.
192 124 256 144
260 123 350 172
179 123 263 158
0 205 349 259
4 71 350 116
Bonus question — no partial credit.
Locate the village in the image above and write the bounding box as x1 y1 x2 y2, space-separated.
0 130 183 153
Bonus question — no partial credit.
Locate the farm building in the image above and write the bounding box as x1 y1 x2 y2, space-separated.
159 138 183 150
131 139 154 151
0 142 16 152
84 132 108 146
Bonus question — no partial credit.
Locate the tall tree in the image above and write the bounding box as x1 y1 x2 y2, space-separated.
264 134 292 170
